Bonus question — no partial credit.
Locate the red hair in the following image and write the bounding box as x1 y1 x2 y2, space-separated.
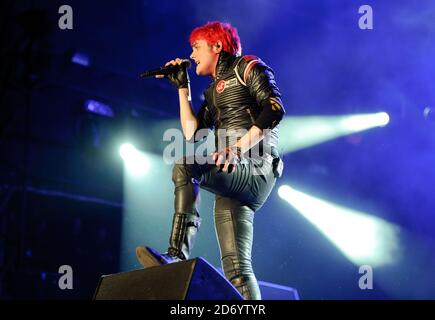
189 21 242 56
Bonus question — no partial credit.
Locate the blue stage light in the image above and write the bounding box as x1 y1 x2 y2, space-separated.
278 184 400 267
119 143 150 177
84 100 114 118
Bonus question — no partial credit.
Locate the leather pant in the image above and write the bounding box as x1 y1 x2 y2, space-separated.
169 155 276 300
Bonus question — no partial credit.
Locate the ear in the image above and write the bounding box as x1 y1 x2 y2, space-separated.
214 41 223 53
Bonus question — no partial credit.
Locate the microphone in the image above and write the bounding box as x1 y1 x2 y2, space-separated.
139 60 191 78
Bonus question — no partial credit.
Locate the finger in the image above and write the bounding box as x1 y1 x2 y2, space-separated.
175 58 182 64
225 153 234 165
216 154 225 166
155 75 164 78
222 160 230 172
165 60 177 67
215 154 223 166
212 152 218 162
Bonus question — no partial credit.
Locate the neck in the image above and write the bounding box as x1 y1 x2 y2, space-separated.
211 55 219 80
213 51 237 80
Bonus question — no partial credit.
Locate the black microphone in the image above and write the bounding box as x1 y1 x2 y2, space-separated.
139 60 191 78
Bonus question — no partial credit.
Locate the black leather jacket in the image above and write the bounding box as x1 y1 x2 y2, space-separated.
195 51 285 157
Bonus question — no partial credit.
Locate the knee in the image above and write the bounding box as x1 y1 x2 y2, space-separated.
172 163 188 186
173 158 202 187
172 163 187 182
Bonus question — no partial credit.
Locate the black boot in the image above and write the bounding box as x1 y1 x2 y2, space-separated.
135 245 182 268
136 212 201 268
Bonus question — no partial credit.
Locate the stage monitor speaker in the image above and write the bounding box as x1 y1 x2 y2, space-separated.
94 257 243 300
258 281 300 300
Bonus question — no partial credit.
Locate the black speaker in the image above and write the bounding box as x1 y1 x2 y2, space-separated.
94 257 243 300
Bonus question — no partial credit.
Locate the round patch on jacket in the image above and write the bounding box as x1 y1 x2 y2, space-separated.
216 80 226 93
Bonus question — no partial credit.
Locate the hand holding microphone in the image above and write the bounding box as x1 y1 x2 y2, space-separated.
140 58 191 89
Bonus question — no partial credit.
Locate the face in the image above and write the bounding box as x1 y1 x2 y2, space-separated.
190 39 221 77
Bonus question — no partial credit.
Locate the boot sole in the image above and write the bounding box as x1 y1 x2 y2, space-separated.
135 246 162 268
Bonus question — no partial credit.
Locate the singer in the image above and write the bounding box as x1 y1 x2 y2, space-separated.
136 21 285 300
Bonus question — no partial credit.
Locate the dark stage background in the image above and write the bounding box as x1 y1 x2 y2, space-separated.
1 0 435 299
